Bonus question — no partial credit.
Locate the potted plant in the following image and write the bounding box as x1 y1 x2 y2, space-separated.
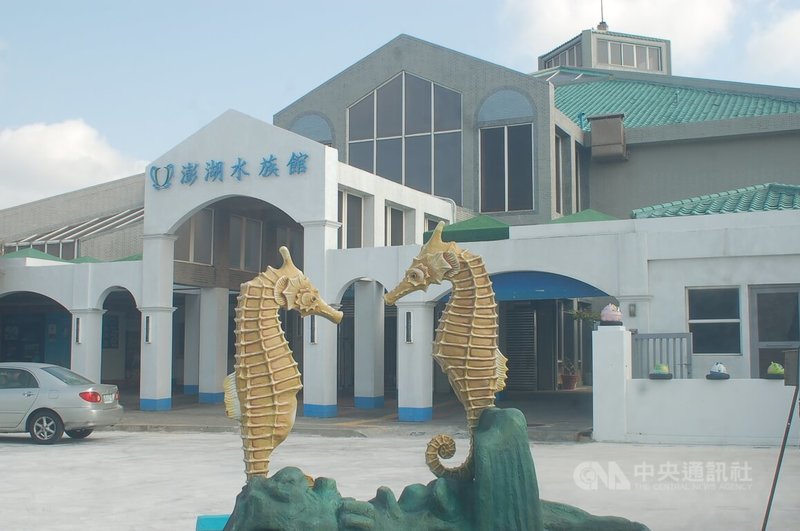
560 359 579 390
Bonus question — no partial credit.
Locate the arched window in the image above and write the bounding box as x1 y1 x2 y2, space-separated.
478 90 535 213
290 113 333 146
347 73 462 205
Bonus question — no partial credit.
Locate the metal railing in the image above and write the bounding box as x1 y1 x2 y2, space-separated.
632 333 693 379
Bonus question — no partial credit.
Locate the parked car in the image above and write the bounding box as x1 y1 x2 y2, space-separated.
0 362 123 444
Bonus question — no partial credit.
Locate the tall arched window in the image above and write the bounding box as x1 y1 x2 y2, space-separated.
347 73 462 204
478 90 535 213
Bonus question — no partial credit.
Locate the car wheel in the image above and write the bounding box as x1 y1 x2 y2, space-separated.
65 428 93 439
29 411 64 444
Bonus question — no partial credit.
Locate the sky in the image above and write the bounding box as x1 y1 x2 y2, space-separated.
1 0 799 210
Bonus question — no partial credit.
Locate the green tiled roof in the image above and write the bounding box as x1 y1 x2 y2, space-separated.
115 253 143 262
556 79 800 131
631 183 800 219
1 248 67 261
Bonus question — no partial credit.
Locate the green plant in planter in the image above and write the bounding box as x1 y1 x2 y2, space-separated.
767 362 784 376
566 309 601 322
560 360 579 390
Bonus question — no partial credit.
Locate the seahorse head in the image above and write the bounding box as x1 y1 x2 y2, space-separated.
384 222 461 305
272 247 343 324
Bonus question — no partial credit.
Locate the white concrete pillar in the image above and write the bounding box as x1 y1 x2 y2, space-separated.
300 220 341 417
198 287 229 403
139 234 176 411
395 300 435 421
592 324 632 442
70 308 103 383
354 280 385 408
182 294 200 395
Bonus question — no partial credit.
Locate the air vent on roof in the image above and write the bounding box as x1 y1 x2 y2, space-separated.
587 114 627 161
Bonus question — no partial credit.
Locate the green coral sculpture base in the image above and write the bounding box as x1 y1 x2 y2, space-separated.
223 408 648 531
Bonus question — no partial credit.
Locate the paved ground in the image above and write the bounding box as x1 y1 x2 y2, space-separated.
1 390 798 530
114 389 596 442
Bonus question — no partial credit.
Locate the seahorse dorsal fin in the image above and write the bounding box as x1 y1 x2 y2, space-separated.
495 349 509 393
223 372 241 421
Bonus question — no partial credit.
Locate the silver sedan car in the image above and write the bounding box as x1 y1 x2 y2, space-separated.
0 362 123 444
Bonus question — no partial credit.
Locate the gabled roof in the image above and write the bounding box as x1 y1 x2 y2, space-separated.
556 79 800 131
631 183 800 219
276 34 545 119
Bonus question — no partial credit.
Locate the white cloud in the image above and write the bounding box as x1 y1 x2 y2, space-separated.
0 120 145 210
499 0 739 73
744 7 800 87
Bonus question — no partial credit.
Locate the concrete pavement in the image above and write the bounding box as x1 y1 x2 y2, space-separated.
114 388 595 441
3 389 797 530
1 427 798 531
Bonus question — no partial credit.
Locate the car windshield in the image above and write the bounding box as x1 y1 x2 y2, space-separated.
41 366 94 385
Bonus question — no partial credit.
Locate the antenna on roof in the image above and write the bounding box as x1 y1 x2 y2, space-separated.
597 0 609 31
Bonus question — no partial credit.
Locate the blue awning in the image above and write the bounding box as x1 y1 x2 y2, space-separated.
438 271 607 302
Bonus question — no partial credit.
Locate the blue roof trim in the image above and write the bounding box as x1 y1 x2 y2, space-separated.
438 271 607 302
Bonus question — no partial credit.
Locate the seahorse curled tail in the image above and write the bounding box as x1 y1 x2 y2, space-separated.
425 433 473 480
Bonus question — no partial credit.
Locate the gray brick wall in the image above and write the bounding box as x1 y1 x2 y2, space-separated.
79 222 143 261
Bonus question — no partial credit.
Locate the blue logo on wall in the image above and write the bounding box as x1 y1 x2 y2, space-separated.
150 164 175 190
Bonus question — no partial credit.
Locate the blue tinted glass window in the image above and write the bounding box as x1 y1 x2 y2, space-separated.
405 135 431 193
349 94 374 141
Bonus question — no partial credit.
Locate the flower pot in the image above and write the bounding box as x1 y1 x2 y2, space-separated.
561 374 579 390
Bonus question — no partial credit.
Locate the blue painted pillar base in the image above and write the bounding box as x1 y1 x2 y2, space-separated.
398 407 432 422
183 384 199 395
303 404 337 418
199 392 224 404
196 514 230 531
140 398 172 411
354 396 384 409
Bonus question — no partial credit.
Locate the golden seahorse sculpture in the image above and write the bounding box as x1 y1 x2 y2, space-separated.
384 222 508 480
223 246 342 480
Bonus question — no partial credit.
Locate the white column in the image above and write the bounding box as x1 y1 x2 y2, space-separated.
396 300 435 421
198 287 229 403
182 293 200 395
592 324 632 441
354 280 385 408
139 234 176 411
70 308 103 383
300 220 340 417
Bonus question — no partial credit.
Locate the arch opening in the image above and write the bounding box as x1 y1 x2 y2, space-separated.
334 279 397 410
99 289 141 394
169 196 304 405
0 292 71 368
